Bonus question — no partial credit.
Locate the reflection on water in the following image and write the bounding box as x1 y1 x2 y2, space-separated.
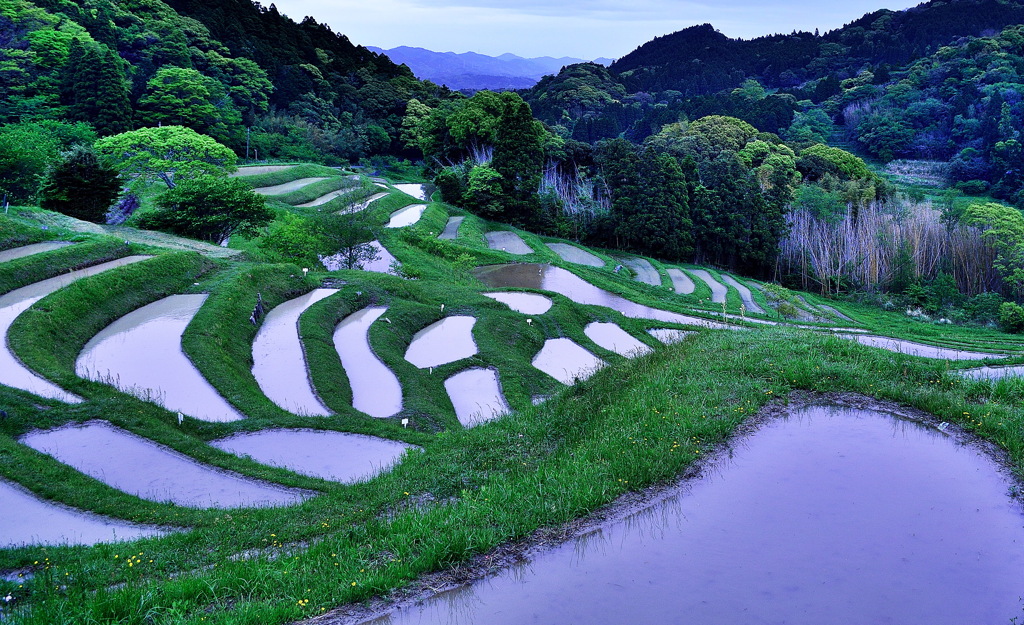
361 406 1024 625
584 322 651 357
404 316 477 368
334 307 402 418
444 368 510 427
473 264 732 330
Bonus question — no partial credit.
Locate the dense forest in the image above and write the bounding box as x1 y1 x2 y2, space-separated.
5 0 1024 325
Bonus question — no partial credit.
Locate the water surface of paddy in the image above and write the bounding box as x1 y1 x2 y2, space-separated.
484 231 532 255
76 294 244 422
531 338 605 384
333 307 402 418
0 241 74 263
359 405 1024 625
482 291 552 315
584 322 652 357
404 316 477 368
444 368 510 427
386 205 427 228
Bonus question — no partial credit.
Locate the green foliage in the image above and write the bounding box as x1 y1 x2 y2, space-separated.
142 175 271 242
257 212 322 266
999 301 1024 333
60 38 132 136
0 119 97 201
491 93 545 226
792 184 845 223
138 66 243 145
797 144 872 181
964 202 1024 297
37 144 121 222
462 165 504 219
95 126 237 189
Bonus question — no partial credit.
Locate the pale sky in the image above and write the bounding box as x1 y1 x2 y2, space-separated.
268 0 922 59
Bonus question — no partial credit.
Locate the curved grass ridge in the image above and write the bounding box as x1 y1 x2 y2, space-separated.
0 239 132 296
5 328 1024 624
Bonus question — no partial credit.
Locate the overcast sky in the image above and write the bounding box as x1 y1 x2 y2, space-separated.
268 0 922 59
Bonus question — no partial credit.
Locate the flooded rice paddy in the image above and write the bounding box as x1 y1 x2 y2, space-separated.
617 257 660 285
545 242 603 267
844 334 1001 360
229 165 294 177
386 205 427 228
333 307 402 418
438 216 464 240
667 267 695 294
393 184 428 201
210 429 415 483
482 291 552 315
583 322 652 357
531 338 605 384
0 255 151 404
343 192 389 214
252 288 338 416
20 421 309 508
954 364 1024 380
252 177 327 195
296 187 355 207
648 328 693 344
443 368 510 427
0 241 74 263
358 404 1024 625
472 264 733 330
0 478 165 547
320 240 398 274
721 274 765 314
484 231 532 255
689 268 728 303
76 294 245 422
404 316 478 368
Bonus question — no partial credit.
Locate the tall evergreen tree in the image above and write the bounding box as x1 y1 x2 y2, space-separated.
491 93 545 226
61 40 132 135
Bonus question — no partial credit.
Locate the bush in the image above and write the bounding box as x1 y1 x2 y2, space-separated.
38 145 121 222
141 176 272 242
999 301 1024 333
956 180 990 196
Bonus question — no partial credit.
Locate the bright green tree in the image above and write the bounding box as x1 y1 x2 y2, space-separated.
138 67 243 145
95 126 237 189
965 202 1024 297
141 176 271 242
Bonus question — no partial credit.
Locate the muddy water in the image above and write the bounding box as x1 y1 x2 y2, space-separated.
955 365 1024 380
0 241 74 263
360 405 1024 625
444 368 510 427
545 242 604 267
843 334 1001 360
689 268 728 303
472 264 733 330
386 205 427 228
617 257 660 285
76 294 245 422
531 338 605 384
0 255 151 403
584 322 652 357
252 177 327 195
333 307 402 418
648 328 692 344
721 274 765 313
394 184 428 201
252 289 338 416
667 267 695 294
483 291 552 315
0 478 165 547
21 421 309 508
404 316 477 368
438 216 464 240
342 192 389 214
485 231 533 255
210 429 415 482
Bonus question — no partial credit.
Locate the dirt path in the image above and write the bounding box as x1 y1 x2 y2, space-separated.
253 177 327 195
485 231 533 254
617 257 660 286
721 275 765 314
438 216 464 240
546 243 604 267
689 269 727 303
667 268 695 295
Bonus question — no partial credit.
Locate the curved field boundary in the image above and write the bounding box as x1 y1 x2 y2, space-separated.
667 268 695 295
690 269 727 304
721 274 765 314
253 177 328 195
439 216 464 240
546 243 604 267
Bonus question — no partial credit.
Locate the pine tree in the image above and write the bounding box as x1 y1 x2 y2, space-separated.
491 93 545 227
61 41 132 135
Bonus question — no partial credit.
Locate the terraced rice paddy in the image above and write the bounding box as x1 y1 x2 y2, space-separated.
76 294 245 422
584 322 653 357
689 269 727 303
667 268 695 295
484 231 533 255
721 274 765 314
20 421 310 508
438 216 464 240
252 289 338 416
617 257 661 286
404 316 478 368
0 241 74 263
386 205 427 228
333 307 402 418
483 291 553 315
546 242 604 267
443 368 510 427
531 338 606 384
253 177 327 195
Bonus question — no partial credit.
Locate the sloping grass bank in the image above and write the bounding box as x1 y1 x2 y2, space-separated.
5 326 1022 624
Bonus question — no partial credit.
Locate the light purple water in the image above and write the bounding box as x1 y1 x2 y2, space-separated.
0 241 74 263
210 429 415 482
386 205 427 228
483 292 552 315
361 405 1024 625
0 255 152 403
76 294 245 422
333 307 402 418
531 338 605 385
404 316 478 368
546 243 604 267
584 322 652 357
444 368 510 427
251 289 338 416
20 421 310 508
667 268 695 294
472 264 733 330
690 268 728 303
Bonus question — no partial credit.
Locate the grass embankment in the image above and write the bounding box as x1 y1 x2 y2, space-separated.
0 239 133 295
4 327 1023 624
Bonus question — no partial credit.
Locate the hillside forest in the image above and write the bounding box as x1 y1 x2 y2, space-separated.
5 0 1024 328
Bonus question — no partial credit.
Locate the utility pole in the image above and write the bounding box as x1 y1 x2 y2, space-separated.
245 126 250 161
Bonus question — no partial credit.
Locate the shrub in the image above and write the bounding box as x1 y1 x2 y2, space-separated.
38 145 122 222
998 301 1024 333
141 176 271 242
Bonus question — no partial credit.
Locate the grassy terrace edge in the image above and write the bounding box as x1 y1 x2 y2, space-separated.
4 326 1024 624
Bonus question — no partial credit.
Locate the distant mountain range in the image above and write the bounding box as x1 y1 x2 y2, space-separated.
367 46 614 91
